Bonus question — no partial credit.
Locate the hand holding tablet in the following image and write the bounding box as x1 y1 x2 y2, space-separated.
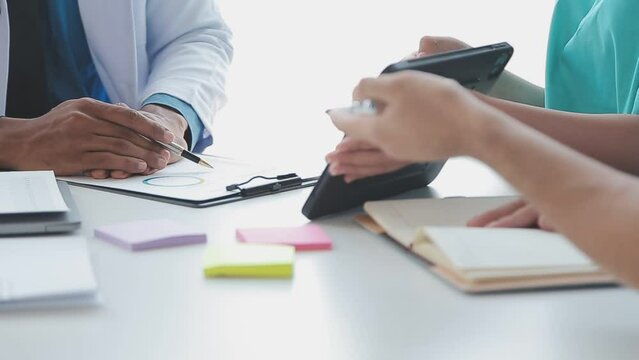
304 43 514 219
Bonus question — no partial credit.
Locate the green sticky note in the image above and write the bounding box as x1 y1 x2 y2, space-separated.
202 244 295 278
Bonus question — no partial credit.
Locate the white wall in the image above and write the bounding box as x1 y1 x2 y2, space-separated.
211 0 555 174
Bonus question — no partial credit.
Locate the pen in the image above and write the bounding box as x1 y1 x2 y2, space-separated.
138 131 213 169
326 99 378 115
155 140 214 169
139 134 213 169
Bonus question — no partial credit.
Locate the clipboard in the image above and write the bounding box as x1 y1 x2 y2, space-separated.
58 155 319 208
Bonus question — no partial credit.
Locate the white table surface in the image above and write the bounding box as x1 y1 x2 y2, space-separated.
1 158 638 360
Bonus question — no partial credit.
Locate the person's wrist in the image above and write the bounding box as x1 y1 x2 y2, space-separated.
141 104 190 146
464 107 513 161
0 117 34 169
141 104 188 134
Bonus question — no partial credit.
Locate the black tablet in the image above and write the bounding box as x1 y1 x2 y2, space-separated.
381 42 513 92
302 42 514 219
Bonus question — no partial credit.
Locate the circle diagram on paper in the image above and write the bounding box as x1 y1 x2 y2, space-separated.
143 176 205 187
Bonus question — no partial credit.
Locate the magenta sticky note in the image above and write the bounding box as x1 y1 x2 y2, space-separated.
95 219 207 251
236 224 332 251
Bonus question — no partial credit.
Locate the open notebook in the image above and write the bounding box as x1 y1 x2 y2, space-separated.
359 196 616 293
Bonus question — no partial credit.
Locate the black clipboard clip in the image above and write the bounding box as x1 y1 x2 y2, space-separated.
226 173 318 198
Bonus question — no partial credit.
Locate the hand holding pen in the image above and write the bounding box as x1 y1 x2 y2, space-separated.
135 104 213 169
84 103 211 179
137 103 213 169
151 139 213 169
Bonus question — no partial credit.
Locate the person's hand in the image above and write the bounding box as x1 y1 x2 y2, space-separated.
86 103 190 179
329 71 502 163
325 138 412 183
139 104 189 163
13 98 173 177
326 38 468 183
467 198 556 231
404 36 471 60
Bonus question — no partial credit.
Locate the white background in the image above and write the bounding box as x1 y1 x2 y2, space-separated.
211 0 555 173
7 4 639 360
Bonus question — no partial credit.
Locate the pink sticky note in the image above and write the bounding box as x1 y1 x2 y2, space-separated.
95 219 207 251
236 224 332 251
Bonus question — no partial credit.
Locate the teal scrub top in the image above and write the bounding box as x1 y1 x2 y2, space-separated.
545 0 639 114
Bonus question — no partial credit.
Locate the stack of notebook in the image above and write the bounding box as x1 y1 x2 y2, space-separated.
357 196 615 293
0 235 98 309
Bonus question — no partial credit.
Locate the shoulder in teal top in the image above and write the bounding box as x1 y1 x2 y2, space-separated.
545 0 639 114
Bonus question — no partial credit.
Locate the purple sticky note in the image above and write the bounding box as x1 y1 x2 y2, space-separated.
236 224 332 251
95 219 207 251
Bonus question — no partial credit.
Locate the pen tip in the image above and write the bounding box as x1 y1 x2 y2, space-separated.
200 159 214 169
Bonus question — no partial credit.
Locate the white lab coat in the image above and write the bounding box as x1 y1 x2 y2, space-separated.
0 0 233 135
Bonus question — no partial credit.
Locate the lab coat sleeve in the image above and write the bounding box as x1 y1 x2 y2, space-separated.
141 0 233 135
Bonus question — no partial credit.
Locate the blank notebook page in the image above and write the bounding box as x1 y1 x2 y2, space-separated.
421 227 594 270
364 196 517 247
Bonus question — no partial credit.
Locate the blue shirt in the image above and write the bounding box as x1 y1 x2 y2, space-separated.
545 0 639 114
45 0 210 151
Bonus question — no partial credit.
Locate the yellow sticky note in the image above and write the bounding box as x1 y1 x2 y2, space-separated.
202 244 294 278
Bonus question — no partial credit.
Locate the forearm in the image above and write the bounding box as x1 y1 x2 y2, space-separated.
479 94 639 175
471 114 639 287
488 70 545 107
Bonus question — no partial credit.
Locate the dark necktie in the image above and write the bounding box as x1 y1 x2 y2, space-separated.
5 0 50 119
